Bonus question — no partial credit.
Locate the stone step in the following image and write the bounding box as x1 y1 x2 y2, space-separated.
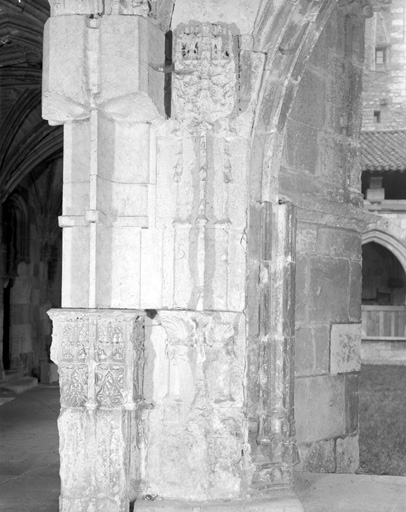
4 370 23 382
0 376 38 394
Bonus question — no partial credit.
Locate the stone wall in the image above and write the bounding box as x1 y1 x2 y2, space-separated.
42 0 372 510
3 160 62 377
279 6 364 473
363 0 406 130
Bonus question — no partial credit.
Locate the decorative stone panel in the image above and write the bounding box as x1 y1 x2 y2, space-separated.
173 23 237 129
330 323 361 375
144 310 247 501
49 309 145 409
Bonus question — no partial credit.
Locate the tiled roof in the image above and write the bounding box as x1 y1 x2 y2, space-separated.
361 130 406 171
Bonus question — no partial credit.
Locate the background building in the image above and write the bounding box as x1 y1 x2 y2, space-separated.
362 0 406 363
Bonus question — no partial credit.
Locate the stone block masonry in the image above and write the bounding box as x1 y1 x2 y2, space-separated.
363 0 406 130
279 0 367 474
42 0 371 510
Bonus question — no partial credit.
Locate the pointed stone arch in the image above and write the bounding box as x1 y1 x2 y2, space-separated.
362 229 406 276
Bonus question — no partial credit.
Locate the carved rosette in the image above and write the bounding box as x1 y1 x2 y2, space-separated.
48 309 145 409
173 23 237 129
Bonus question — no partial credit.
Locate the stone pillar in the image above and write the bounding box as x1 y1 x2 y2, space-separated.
43 2 164 511
43 3 303 511
48 308 145 511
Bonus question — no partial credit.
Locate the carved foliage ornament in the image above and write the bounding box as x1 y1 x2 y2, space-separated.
49 310 144 409
173 23 237 129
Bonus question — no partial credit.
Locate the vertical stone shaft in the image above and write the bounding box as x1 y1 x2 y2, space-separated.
43 3 164 511
248 202 299 491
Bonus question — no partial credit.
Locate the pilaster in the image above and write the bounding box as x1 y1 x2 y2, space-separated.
43 9 164 309
43 5 164 512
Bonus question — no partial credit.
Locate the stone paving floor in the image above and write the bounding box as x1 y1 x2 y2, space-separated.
1 385 406 512
0 385 60 512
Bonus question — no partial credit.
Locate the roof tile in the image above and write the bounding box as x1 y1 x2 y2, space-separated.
361 130 406 171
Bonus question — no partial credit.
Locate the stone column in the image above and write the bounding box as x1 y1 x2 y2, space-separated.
43 2 164 511
48 308 145 511
43 3 303 511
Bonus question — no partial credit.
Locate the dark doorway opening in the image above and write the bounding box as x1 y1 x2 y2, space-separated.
2 280 12 371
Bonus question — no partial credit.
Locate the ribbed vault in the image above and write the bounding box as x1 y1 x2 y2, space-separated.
0 0 62 201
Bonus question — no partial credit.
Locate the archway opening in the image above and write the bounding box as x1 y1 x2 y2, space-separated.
362 241 406 306
359 241 406 476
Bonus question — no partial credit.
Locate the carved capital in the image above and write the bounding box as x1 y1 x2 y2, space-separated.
173 23 237 129
48 309 145 409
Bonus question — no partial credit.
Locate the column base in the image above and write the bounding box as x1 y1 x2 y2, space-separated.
133 493 304 512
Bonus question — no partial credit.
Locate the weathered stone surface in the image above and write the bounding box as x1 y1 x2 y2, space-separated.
295 376 345 443
316 228 361 261
349 262 362 323
43 15 165 126
313 326 330 375
42 0 370 509
289 68 326 130
298 439 336 473
144 311 247 501
173 24 237 129
295 256 308 325
172 0 261 35
309 257 350 324
295 328 314 376
283 120 319 175
49 309 144 511
295 326 330 377
296 223 317 255
345 374 359 434
336 435 359 473
330 324 361 375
